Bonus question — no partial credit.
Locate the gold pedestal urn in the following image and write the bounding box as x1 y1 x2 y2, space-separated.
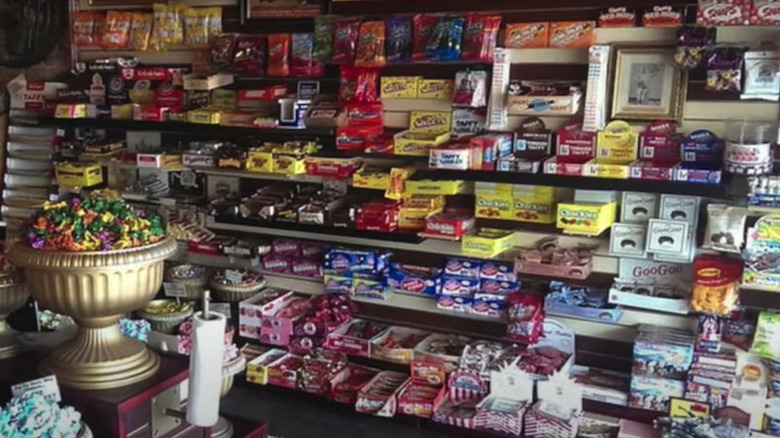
0 271 28 359
9 237 177 390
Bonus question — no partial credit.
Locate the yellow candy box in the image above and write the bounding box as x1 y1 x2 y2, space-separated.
55 163 103 187
417 80 454 100
381 76 420 99
462 228 516 258
557 201 617 236
596 120 638 165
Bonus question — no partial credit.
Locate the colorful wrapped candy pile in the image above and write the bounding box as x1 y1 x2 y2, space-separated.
0 392 83 438
22 192 165 252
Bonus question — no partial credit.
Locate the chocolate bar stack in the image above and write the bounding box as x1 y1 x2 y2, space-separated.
684 315 737 409
629 325 694 412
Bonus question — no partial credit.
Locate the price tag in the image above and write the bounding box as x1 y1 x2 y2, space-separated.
11 375 61 402
211 302 232 320
225 270 243 284
164 282 188 298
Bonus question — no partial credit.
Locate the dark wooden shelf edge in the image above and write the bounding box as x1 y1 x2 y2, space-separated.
36 117 335 137
739 287 780 310
413 169 728 198
212 216 426 243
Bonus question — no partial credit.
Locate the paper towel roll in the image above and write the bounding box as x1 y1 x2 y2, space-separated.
186 311 226 427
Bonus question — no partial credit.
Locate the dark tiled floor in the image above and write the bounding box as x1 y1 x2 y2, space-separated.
222 385 456 438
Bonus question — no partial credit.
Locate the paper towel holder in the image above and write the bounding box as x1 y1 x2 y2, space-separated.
202 290 216 321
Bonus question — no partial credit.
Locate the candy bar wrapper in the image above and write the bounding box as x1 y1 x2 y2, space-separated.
291 33 324 77
504 22 549 49
386 16 413 63
355 21 387 68
267 34 291 77
332 18 361 64
461 14 501 61
412 14 438 61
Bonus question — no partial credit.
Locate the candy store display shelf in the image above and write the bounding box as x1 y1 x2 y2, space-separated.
212 215 426 244
203 217 613 267
411 169 731 199
235 377 660 437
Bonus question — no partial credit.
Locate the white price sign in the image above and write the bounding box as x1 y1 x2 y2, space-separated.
225 270 243 284
11 375 61 402
163 282 188 298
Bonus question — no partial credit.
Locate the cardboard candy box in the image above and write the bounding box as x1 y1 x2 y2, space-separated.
370 326 430 365
355 371 410 417
515 237 594 280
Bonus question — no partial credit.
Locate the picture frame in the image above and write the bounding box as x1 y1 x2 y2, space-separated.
610 47 687 122
240 0 325 24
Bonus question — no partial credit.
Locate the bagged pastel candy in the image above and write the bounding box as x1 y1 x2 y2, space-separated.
313 15 336 61
453 69 488 108
291 33 324 77
386 16 413 64
461 14 501 61
355 21 386 67
332 18 361 64
267 34 291 77
426 16 465 61
412 14 437 61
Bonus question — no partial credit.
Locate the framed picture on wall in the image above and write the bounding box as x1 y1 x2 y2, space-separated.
240 0 325 23
611 47 687 122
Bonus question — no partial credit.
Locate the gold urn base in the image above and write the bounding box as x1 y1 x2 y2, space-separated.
0 320 24 360
9 237 177 390
211 417 234 438
40 324 160 390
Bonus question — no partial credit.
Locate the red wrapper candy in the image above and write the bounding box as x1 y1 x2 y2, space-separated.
346 103 384 127
506 292 544 344
642 5 685 27
751 0 780 24
332 18 361 64
461 14 501 61
412 14 437 61
697 0 752 26
267 34 291 77
599 7 638 27
230 35 266 76
339 66 380 104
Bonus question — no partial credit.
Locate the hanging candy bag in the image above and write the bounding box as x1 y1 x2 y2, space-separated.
313 15 336 62
292 33 324 77
73 12 99 47
706 46 747 93
412 14 438 61
692 255 743 315
129 13 153 51
426 16 466 61
184 7 210 47
461 14 501 61
674 26 716 70
386 16 413 64
267 34 292 77
332 18 361 64
101 11 133 49
230 35 267 76
355 21 387 67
